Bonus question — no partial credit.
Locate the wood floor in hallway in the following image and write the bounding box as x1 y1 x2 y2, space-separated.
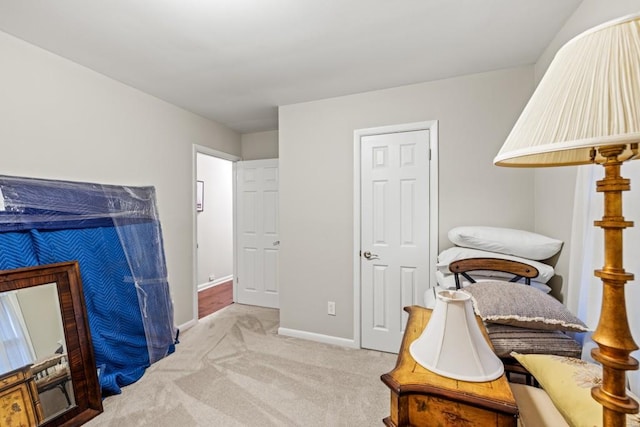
198 280 233 318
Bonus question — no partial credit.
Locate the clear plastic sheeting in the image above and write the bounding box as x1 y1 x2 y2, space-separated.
0 176 156 231
0 174 176 393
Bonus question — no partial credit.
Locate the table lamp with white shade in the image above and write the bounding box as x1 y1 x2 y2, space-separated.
409 289 504 382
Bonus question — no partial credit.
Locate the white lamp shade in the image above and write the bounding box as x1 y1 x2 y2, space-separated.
409 290 503 382
494 13 640 167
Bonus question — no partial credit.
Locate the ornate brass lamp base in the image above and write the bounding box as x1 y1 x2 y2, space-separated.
591 145 639 427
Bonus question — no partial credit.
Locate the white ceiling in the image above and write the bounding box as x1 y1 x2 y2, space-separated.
0 0 582 134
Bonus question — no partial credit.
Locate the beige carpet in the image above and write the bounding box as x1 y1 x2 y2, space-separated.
85 304 397 426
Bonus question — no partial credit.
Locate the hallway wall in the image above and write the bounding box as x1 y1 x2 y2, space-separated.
196 153 234 288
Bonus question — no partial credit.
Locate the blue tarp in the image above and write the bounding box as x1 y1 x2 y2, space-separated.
0 175 176 395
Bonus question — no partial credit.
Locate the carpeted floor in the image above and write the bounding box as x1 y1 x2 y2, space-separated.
85 303 397 426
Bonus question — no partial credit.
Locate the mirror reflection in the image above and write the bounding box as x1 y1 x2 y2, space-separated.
0 283 75 424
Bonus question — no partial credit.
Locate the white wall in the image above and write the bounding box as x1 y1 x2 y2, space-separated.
279 66 536 341
196 153 233 288
0 31 241 326
17 283 63 359
241 130 279 160
532 0 640 302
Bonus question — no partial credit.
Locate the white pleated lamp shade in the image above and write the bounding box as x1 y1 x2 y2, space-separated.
409 290 503 382
494 13 640 167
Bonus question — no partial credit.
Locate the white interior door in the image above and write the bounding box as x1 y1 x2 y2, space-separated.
236 159 280 308
360 130 431 353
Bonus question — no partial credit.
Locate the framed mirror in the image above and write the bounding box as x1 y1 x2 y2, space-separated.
0 261 102 426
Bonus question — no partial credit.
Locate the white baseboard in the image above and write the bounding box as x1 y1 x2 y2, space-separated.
177 318 198 334
277 327 359 349
197 275 233 292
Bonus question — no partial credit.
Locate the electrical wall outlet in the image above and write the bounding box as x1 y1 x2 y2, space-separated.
327 301 336 316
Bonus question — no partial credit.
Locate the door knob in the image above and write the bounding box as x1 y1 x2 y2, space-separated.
363 251 379 260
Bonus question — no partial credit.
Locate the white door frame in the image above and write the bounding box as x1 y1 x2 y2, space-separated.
192 144 241 324
352 121 439 348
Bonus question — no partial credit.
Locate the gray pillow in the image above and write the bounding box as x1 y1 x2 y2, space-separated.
484 323 582 358
463 281 589 332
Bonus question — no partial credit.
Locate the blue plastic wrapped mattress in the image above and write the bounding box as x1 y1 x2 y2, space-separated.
0 175 176 395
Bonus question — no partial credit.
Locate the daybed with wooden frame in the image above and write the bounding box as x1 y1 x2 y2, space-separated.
446 258 630 426
448 258 584 382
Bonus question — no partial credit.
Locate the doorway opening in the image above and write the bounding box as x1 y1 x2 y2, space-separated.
194 146 240 319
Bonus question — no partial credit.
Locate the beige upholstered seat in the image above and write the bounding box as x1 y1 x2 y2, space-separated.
510 383 569 427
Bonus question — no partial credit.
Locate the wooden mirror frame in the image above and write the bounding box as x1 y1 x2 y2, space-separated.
0 261 103 426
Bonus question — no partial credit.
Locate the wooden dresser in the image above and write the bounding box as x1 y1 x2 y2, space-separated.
0 365 44 427
381 306 518 426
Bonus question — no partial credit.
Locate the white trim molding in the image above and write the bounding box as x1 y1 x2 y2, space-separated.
177 318 198 333
278 327 359 349
197 274 234 292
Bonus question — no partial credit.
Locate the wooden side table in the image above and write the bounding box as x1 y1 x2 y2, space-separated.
0 365 43 427
381 306 518 426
